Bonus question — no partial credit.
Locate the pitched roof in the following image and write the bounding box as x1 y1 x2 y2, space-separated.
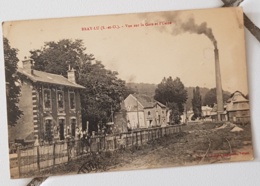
202 105 212 111
131 94 166 108
226 91 250 111
156 101 167 108
229 91 248 103
17 68 85 89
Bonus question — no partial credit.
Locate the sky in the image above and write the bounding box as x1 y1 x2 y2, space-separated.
2 7 249 94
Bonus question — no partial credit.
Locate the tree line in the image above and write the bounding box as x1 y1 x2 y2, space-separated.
4 37 234 130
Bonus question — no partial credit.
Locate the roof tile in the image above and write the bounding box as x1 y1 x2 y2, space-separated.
18 68 85 89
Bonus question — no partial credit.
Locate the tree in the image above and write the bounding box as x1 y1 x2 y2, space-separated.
4 37 23 126
154 77 187 124
78 61 129 131
30 39 94 78
192 86 202 120
203 88 230 107
30 39 129 132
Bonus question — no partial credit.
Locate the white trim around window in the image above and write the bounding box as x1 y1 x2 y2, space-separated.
43 88 52 110
69 91 76 110
57 90 65 110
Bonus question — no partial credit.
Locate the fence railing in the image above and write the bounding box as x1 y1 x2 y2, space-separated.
16 124 183 177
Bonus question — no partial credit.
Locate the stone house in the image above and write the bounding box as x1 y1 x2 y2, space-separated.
124 94 167 130
8 58 85 143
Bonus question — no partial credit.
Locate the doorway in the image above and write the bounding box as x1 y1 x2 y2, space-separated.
59 119 65 140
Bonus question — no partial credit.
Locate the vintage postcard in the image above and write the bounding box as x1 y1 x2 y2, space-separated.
2 7 253 179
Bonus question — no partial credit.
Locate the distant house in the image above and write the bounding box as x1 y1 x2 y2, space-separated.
202 105 212 117
124 94 167 130
9 58 85 143
186 106 212 122
226 91 250 123
210 103 227 121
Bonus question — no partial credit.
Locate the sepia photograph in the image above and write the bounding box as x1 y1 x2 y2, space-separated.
3 7 253 179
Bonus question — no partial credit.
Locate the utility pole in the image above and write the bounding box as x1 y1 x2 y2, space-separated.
134 86 140 129
136 96 140 129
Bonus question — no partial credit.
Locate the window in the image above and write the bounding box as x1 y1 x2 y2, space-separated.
70 118 76 137
58 119 65 140
57 91 64 110
43 89 51 109
44 119 53 142
69 92 75 110
148 111 151 115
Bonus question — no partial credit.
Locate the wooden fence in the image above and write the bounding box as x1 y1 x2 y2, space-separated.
16 124 183 177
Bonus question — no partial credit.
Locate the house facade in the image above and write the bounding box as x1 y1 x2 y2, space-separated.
226 91 250 123
124 94 167 130
201 105 212 117
9 58 85 143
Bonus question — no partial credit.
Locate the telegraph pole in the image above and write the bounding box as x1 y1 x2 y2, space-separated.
136 96 140 129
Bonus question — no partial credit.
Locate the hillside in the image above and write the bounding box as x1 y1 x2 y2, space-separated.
126 82 157 98
126 83 230 110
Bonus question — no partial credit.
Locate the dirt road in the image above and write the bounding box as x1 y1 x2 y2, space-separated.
109 122 253 172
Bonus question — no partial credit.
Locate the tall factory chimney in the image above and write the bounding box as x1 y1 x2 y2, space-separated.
214 47 224 121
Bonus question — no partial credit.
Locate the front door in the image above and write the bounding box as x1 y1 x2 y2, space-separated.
59 119 65 140
71 119 76 137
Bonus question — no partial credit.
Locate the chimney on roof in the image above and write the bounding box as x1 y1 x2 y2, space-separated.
67 65 76 84
22 57 34 74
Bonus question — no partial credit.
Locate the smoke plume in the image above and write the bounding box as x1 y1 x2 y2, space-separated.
173 17 217 49
142 12 218 48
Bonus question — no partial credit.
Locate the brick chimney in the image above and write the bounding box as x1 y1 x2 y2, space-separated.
22 57 34 74
67 65 76 84
214 47 224 121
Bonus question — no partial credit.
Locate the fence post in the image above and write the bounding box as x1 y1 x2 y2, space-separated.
131 132 134 149
17 147 21 177
53 142 56 167
37 146 40 172
67 140 70 162
140 131 143 145
126 133 128 147
104 135 106 151
135 132 138 146
114 136 117 151
97 137 100 153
